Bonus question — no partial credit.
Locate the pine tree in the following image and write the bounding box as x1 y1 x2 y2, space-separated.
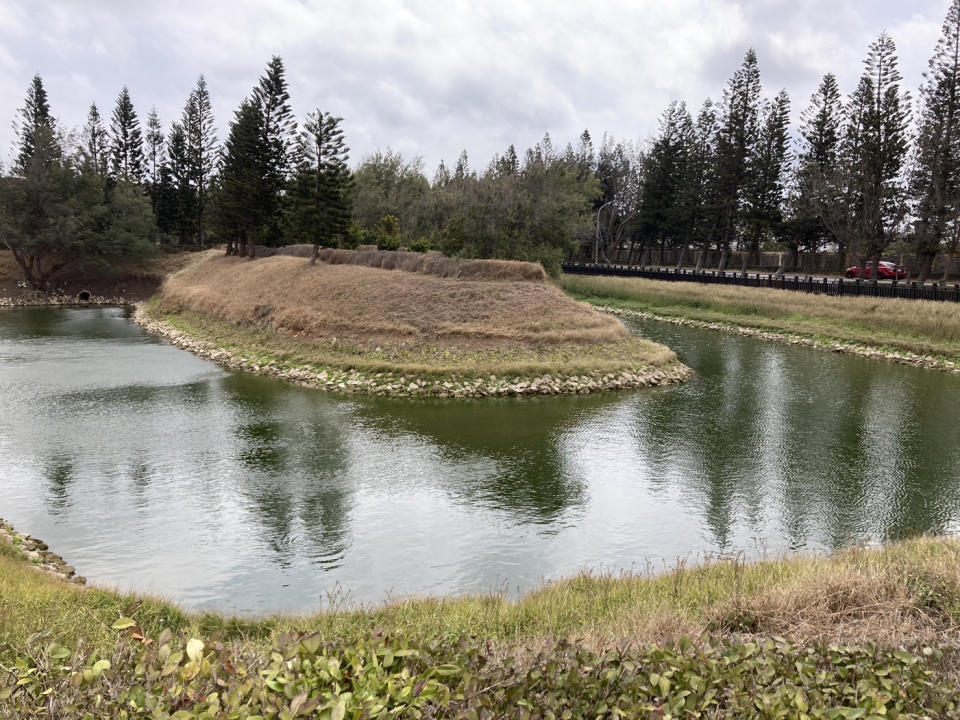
78 103 108 177
284 110 353 260
790 74 845 267
492 145 519 177
433 159 452 187
574 129 595 179
218 98 270 257
688 99 721 270
839 33 911 277
454 150 470 181
160 122 194 244
109 86 145 183
181 75 218 248
714 49 762 270
912 0 960 281
742 90 791 273
639 102 695 261
252 56 296 243
14 75 56 174
145 107 165 212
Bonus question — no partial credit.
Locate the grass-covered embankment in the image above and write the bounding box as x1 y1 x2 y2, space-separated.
563 273 960 371
140 252 691 397
3 535 960 716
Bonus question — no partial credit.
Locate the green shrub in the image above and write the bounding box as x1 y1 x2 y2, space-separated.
2 629 956 718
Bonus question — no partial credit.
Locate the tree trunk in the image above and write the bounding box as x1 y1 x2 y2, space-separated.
676 245 687 269
717 245 729 272
740 249 749 277
310 243 319 265
917 253 936 284
695 246 706 271
640 244 651 268
775 253 786 277
870 249 882 285
943 251 955 282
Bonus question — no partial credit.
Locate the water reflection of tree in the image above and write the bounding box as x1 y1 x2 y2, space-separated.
223 375 352 568
630 337 768 549
43 452 75 515
631 325 960 552
352 393 608 525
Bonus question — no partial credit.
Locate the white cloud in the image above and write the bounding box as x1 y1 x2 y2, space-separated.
0 0 953 172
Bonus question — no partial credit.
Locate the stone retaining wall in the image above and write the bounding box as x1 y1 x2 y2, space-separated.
0 518 86 584
133 304 693 398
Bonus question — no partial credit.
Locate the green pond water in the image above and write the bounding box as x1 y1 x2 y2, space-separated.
1 306 958 614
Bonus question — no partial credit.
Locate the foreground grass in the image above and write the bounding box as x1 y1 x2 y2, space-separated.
562 274 960 361
4 537 960 716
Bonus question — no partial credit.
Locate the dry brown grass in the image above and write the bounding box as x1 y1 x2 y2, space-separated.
5 534 960 656
274 245 549 283
161 251 627 350
564 274 960 357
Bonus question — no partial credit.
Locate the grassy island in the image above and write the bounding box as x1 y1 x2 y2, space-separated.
3 526 960 717
140 250 691 397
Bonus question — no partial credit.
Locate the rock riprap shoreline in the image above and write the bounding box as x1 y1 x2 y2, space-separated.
133 304 693 398
602 305 960 373
0 293 128 308
0 518 85 584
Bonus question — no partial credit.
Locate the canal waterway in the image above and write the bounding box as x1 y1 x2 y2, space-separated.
1 306 959 614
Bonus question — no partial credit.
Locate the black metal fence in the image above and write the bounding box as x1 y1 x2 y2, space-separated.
563 262 960 303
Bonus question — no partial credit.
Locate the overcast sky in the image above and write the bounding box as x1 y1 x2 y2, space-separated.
0 1 954 174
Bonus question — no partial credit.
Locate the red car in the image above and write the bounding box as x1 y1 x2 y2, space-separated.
844 261 908 280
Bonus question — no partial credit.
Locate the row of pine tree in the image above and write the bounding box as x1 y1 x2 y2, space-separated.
6 2 960 283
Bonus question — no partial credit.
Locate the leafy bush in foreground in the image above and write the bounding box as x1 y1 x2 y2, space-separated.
2 627 957 719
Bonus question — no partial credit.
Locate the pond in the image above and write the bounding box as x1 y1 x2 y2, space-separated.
1 306 958 614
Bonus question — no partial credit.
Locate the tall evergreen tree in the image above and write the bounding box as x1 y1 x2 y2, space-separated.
182 75 218 248
252 56 296 243
78 103 108 177
639 102 695 261
912 0 960 281
689 99 721 270
742 89 791 273
159 122 194 244
790 74 845 267
109 86 145 183
218 98 270 257
145 107 165 211
837 33 912 276
14 75 56 175
284 110 353 260
714 49 762 270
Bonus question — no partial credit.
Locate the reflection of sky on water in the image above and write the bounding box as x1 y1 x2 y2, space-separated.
1 307 960 614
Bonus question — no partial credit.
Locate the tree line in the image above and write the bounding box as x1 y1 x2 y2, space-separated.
5 1 960 286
